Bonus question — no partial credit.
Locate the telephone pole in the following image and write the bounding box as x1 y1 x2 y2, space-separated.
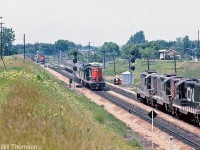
0 17 6 70
198 30 199 61
0 17 3 59
88 42 90 63
174 55 177 74
147 57 150 70
23 34 26 59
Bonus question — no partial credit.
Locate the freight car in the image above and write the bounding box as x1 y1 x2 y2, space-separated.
64 61 105 90
137 70 200 126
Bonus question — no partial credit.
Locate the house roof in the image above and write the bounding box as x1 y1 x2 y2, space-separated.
159 49 167 52
121 71 134 75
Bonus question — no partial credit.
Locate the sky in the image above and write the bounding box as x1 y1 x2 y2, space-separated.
1 0 200 46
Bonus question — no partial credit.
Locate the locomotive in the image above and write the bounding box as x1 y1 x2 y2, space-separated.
137 70 200 126
64 61 105 90
31 54 45 64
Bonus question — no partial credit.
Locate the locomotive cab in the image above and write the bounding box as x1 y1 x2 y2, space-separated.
84 67 92 81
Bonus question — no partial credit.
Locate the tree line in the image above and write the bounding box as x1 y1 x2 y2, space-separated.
4 29 200 61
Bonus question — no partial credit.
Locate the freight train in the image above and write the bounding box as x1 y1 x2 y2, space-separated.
64 61 105 90
137 70 200 126
31 54 45 64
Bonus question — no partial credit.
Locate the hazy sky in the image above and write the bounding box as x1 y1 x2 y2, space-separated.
1 0 200 46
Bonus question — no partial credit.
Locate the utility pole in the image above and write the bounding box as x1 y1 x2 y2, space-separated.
23 34 26 59
0 17 6 70
113 54 116 75
0 17 3 58
128 57 131 72
103 50 105 69
174 55 177 74
198 30 199 61
147 57 150 70
88 42 90 63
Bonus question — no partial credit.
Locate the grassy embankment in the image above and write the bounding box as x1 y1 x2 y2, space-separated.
0 56 143 150
103 59 200 88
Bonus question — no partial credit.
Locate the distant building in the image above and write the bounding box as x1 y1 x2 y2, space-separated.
159 49 179 60
158 49 167 60
79 49 95 57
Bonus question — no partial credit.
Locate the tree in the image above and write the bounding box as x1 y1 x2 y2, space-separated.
100 42 120 74
183 36 190 56
121 44 141 59
100 42 120 59
140 48 157 59
127 31 145 44
2 27 15 56
55 39 76 52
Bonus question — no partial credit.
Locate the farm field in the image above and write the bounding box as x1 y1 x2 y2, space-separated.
0 56 142 150
103 59 200 88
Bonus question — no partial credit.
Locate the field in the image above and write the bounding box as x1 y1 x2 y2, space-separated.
103 59 200 88
0 56 143 150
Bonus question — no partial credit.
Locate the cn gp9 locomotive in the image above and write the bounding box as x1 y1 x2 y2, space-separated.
31 54 45 64
64 61 105 90
137 70 200 126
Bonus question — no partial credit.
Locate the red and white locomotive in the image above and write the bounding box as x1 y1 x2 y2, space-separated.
31 54 45 64
64 61 105 90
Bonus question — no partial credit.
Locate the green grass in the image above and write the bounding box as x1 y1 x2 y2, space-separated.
0 56 142 150
103 59 200 88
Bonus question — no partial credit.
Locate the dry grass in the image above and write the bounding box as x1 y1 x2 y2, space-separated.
0 56 136 150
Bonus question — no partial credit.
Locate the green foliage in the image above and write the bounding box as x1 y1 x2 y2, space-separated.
0 56 141 149
140 48 157 59
121 44 141 59
100 42 120 59
55 39 76 52
183 36 190 55
94 114 105 124
127 31 145 44
2 27 16 56
127 141 144 150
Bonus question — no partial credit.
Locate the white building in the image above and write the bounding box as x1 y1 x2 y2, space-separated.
158 49 167 60
121 71 134 84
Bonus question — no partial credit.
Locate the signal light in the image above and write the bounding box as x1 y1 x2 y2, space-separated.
73 51 77 56
73 66 77 71
130 58 135 63
131 51 135 55
73 58 77 63
130 66 135 71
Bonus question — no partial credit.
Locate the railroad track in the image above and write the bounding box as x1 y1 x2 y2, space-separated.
94 90 200 149
48 64 200 149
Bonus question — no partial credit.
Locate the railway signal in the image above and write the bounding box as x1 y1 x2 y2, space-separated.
73 58 77 63
73 51 77 56
73 51 78 88
130 51 135 71
73 66 77 71
148 109 157 149
73 53 77 71
129 51 136 84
